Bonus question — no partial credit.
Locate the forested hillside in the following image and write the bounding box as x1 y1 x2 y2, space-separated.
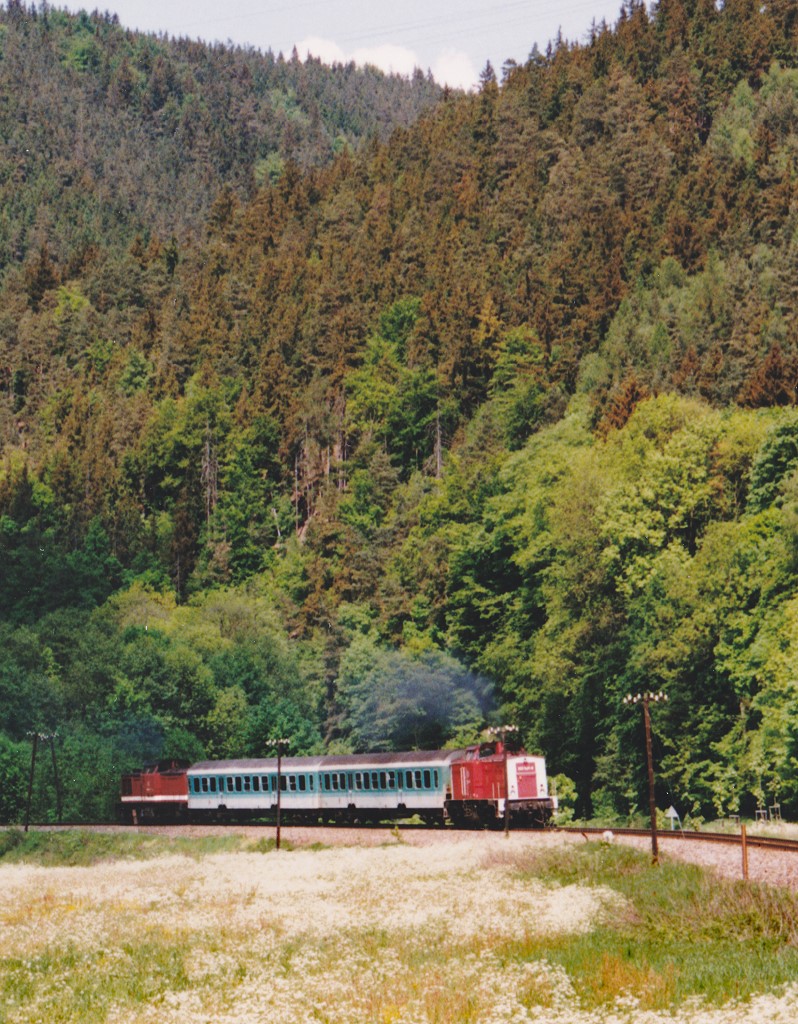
0 1 442 269
4 0 798 824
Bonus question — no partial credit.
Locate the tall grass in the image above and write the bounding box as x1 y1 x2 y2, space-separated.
496 842 798 1010
0 828 260 865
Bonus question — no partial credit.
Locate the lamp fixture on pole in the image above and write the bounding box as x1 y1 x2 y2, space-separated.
623 691 668 865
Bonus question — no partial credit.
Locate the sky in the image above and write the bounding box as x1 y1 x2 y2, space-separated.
59 0 628 91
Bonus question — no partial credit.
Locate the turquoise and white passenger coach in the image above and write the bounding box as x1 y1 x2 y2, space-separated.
186 750 466 824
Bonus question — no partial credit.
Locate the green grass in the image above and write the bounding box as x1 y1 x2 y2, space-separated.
499 841 798 1010
0 828 249 866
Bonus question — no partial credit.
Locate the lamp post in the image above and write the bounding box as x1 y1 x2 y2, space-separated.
623 691 668 865
487 725 518 836
273 737 289 850
24 731 61 832
24 731 39 833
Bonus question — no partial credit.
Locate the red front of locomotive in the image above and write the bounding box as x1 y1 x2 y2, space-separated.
119 759 189 823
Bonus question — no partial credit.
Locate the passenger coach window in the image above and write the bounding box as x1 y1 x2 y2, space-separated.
405 771 414 789
228 777 235 792
388 771 396 788
423 770 431 789
253 777 260 792
235 777 243 792
280 776 287 791
415 770 423 789
299 776 306 792
289 776 297 791
243 777 251 792
379 772 387 790
210 777 217 793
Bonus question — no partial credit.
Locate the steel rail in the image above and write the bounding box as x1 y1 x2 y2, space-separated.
12 822 798 851
560 825 798 854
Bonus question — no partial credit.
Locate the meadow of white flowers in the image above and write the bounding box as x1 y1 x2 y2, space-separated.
1 834 797 1023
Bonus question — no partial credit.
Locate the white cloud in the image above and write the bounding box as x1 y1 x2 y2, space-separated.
296 36 346 65
295 35 477 92
431 50 478 91
351 43 419 78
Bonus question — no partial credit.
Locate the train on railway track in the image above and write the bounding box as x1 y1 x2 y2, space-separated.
119 741 557 828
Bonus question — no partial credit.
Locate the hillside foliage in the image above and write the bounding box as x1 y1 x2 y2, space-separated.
4 0 798 823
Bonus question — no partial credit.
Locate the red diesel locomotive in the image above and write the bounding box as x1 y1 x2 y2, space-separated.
119 759 190 823
445 742 554 827
119 743 557 827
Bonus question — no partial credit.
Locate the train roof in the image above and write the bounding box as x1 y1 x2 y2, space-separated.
189 749 466 773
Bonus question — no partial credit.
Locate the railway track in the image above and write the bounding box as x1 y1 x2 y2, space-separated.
562 825 798 854
15 820 798 852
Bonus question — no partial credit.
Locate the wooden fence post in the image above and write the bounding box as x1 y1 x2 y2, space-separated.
741 823 749 881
